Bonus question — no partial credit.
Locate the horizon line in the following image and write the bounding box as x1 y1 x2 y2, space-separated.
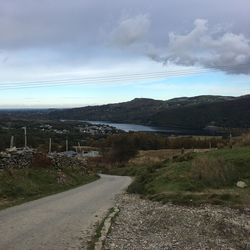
0 93 247 110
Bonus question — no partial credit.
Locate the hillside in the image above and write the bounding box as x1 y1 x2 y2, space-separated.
151 95 250 129
47 95 250 129
48 98 166 124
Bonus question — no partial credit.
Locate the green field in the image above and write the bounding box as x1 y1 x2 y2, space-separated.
0 167 99 209
107 147 250 207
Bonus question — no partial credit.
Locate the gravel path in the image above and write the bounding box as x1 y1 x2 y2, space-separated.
104 194 250 250
0 174 131 250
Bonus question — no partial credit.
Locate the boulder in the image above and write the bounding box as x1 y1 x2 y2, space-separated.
236 181 247 188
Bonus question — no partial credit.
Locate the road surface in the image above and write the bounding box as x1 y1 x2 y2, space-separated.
0 174 131 250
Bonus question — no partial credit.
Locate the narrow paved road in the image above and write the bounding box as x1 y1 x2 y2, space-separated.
0 174 131 250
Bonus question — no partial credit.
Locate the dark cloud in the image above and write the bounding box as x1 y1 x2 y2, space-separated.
152 19 250 74
0 0 249 74
1 0 249 49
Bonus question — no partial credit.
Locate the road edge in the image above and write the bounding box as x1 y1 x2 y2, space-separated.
87 206 120 250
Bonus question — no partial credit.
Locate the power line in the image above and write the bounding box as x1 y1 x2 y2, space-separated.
0 70 245 89
1 62 249 86
0 62 249 91
1 62 248 86
0 67 214 86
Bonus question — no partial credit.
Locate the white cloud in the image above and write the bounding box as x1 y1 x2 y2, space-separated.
165 19 250 74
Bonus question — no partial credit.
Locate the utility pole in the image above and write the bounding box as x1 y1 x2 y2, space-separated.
22 127 27 149
49 138 52 154
10 136 14 149
66 139 68 152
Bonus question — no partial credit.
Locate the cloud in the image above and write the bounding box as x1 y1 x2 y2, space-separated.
0 51 8 64
163 19 250 74
111 14 150 46
0 1 250 76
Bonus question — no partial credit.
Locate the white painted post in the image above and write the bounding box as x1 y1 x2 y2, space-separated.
22 127 27 149
10 136 14 148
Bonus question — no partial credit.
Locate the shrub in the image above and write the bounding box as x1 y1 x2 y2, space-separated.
108 135 138 163
172 152 194 162
238 133 250 146
127 169 154 194
31 153 52 168
127 181 146 194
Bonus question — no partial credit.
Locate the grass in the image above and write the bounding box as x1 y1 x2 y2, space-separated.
0 167 99 210
87 207 117 250
111 147 250 207
128 149 183 165
87 217 106 250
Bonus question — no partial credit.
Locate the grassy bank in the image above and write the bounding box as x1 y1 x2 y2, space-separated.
0 167 99 210
107 147 250 207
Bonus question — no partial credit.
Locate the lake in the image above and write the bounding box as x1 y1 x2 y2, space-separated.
85 120 208 135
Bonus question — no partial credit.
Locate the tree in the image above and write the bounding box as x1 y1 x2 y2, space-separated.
109 135 138 163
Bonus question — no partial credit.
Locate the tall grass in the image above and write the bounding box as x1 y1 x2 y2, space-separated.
237 133 250 146
190 156 237 188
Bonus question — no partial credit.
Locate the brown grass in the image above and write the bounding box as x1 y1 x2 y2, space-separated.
237 133 250 146
190 156 236 188
128 149 180 165
129 148 213 165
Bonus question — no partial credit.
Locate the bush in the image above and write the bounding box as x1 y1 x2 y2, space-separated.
190 156 237 188
238 133 250 146
127 181 146 194
108 135 138 163
172 152 194 162
31 153 52 168
127 170 154 194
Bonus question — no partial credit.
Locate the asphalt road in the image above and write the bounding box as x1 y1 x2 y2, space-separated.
0 174 131 250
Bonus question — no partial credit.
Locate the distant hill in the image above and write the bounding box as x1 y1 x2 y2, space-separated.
48 98 165 124
151 95 250 129
47 95 250 129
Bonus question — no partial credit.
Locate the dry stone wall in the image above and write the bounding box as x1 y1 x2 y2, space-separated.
0 151 88 172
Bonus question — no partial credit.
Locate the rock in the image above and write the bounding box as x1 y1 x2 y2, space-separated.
57 170 67 184
0 150 88 172
0 150 33 169
236 181 248 188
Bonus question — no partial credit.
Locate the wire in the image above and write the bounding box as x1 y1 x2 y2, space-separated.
0 67 214 86
0 71 211 90
0 62 249 91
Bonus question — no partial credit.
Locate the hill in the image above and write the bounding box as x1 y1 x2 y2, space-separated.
47 95 250 129
151 95 250 129
48 98 165 124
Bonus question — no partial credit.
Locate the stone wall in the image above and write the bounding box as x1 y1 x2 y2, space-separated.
0 151 88 173
0 151 33 169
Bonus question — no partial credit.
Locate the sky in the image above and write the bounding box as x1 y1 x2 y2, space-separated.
0 0 250 108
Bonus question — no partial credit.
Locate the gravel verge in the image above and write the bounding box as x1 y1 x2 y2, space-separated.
104 194 250 250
